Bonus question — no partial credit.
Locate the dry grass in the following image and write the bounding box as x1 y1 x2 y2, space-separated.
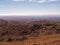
0 34 60 45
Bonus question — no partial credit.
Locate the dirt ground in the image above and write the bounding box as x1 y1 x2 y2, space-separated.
0 34 60 45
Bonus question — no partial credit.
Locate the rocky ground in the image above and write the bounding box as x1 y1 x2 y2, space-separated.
0 19 60 45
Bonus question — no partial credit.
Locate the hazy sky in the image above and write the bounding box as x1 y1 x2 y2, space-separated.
0 0 60 16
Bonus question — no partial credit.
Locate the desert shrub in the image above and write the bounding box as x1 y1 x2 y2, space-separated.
0 31 8 36
55 26 60 34
7 38 14 42
50 40 60 45
31 24 41 31
56 29 60 34
31 30 40 37
53 40 60 43
7 23 23 35
46 32 52 35
0 19 8 28
20 29 31 36
0 38 4 41
16 36 28 41
44 43 47 45
32 44 38 45
44 24 54 26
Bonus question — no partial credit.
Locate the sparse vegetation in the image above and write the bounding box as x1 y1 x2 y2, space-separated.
7 38 14 42
32 44 38 45
0 18 60 45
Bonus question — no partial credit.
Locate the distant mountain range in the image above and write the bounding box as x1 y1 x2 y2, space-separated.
0 15 60 21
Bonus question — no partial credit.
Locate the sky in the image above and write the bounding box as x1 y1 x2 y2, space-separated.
0 0 60 16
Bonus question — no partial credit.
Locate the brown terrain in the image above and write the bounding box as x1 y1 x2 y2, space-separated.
0 17 60 45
